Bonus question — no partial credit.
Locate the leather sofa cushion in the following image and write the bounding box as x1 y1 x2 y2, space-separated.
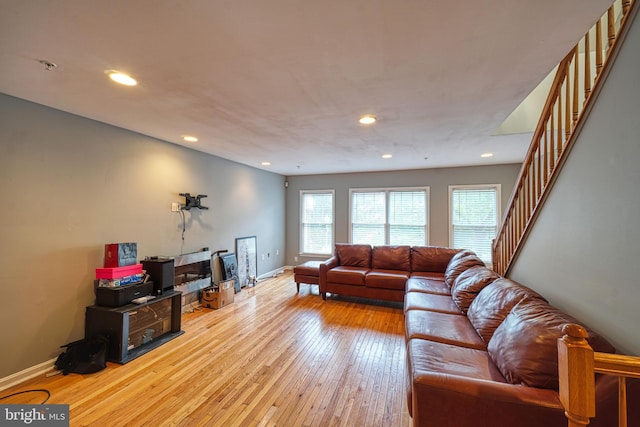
451 266 500 314
406 277 450 295
410 246 461 274
366 269 409 290
405 310 486 350
371 245 410 270
407 339 568 427
335 243 371 268
445 249 476 267
404 292 463 315
488 298 616 390
408 338 506 384
444 252 485 288
406 338 509 421
326 266 368 286
467 278 546 343
409 271 446 280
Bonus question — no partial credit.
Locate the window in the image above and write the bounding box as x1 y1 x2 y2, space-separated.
300 190 334 255
350 188 428 246
449 185 501 263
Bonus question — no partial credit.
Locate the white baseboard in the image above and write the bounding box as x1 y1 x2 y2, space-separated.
0 358 57 392
257 266 292 281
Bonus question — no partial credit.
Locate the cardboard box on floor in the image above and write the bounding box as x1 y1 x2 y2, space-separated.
202 279 235 309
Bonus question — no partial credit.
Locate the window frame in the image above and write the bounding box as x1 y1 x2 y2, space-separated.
299 189 335 256
349 186 430 246
448 184 501 264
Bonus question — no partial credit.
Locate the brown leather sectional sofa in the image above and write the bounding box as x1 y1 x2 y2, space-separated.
320 244 639 427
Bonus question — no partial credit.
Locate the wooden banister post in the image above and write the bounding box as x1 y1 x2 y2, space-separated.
558 323 596 427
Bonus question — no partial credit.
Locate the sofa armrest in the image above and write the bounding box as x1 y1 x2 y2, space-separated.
319 256 339 289
411 373 564 427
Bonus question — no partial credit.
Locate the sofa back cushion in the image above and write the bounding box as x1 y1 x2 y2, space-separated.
447 249 476 264
410 246 461 273
466 278 546 343
372 245 410 271
488 298 616 390
335 243 372 268
451 266 500 314
444 252 485 288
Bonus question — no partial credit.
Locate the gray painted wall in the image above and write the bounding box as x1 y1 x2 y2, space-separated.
285 164 521 264
0 94 286 378
509 11 640 355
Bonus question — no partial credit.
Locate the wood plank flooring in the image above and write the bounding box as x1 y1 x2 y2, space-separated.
1 271 411 427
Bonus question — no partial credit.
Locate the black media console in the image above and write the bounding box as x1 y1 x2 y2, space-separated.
85 290 183 364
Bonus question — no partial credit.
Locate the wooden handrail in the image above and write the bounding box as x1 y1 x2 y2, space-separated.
595 352 640 378
492 0 637 275
558 324 640 427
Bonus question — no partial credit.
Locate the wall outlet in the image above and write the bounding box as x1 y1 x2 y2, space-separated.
294 256 298 262
261 253 265 261
276 249 279 255
171 202 181 212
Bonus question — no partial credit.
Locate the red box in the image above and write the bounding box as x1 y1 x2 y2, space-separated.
96 264 143 280
104 243 138 268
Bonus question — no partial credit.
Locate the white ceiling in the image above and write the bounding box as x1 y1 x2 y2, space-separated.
0 0 611 176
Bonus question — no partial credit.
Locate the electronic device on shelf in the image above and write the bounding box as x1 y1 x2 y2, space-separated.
142 257 175 295
131 295 156 304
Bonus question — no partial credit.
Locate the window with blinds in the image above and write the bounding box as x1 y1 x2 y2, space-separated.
449 185 501 263
300 190 334 255
350 188 428 246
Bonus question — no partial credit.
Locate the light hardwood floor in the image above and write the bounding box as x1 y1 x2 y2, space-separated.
1 271 411 426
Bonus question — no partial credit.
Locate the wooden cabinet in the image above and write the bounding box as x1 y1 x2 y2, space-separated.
85 291 183 364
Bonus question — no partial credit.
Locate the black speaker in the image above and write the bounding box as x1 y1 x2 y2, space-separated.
142 258 175 295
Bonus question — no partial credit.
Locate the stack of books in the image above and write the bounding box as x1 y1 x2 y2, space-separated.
96 243 146 287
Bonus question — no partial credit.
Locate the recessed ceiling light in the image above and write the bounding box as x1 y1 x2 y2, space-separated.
107 70 137 86
359 115 377 125
261 161 271 166
183 135 198 142
382 154 393 159
481 152 494 158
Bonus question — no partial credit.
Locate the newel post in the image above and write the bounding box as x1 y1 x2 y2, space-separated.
558 323 596 427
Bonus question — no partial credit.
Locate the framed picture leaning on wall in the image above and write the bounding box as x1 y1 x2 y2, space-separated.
235 236 257 288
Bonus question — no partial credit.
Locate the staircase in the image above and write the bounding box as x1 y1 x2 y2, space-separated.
492 0 638 276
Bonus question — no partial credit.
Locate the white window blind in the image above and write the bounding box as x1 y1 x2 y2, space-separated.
351 188 428 245
300 190 334 255
449 185 500 263
389 190 427 245
351 191 386 246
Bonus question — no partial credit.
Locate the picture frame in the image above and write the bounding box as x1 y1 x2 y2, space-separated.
235 235 257 288
219 252 238 279
219 252 242 293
